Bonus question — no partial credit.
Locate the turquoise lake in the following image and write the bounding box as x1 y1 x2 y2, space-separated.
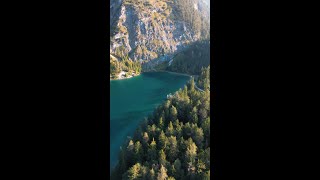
110 72 190 170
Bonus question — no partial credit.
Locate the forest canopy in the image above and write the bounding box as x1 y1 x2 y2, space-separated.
111 66 211 180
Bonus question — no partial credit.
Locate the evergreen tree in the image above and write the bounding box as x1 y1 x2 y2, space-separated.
127 140 135 166
173 158 184 179
141 165 149 180
193 127 204 149
143 132 150 145
159 117 164 130
189 106 198 124
159 149 167 166
166 136 178 162
158 130 167 150
166 121 174 136
148 138 157 162
175 122 182 139
149 168 156 180
190 77 195 91
128 163 142 180
134 141 144 162
185 138 197 174
169 105 178 121
157 165 168 180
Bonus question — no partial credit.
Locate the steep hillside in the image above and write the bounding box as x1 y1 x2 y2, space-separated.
110 0 210 78
151 40 210 75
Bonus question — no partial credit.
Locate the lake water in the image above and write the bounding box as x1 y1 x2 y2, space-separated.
110 72 190 170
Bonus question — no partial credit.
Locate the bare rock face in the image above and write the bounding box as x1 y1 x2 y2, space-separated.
110 0 209 68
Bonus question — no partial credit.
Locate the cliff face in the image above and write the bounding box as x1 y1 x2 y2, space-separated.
110 0 210 70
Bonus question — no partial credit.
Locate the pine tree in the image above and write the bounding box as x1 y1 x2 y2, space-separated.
166 136 178 162
128 140 134 150
190 77 195 91
157 165 168 180
201 117 210 147
184 122 192 137
185 138 197 174
193 127 204 149
173 159 183 179
134 141 144 162
169 105 178 121
149 168 156 180
148 138 157 162
148 124 157 139
127 140 135 166
159 117 164 130
128 163 142 180
159 149 167 166
141 165 149 180
143 132 149 145
158 130 167 150
166 121 174 136
175 122 182 139
189 106 198 124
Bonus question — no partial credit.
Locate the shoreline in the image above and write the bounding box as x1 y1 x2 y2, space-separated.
110 70 198 81
159 70 191 77
156 70 199 79
110 71 141 81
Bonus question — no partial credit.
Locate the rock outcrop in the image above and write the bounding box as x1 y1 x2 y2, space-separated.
110 0 210 71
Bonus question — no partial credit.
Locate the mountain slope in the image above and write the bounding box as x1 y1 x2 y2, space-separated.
110 0 210 73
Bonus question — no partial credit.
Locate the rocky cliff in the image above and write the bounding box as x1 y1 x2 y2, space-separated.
110 0 210 72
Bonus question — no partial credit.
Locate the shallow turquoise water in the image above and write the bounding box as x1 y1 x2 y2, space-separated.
110 72 190 170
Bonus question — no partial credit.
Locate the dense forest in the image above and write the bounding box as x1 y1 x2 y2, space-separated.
110 55 142 79
166 40 210 75
196 66 210 91
111 66 211 180
175 0 210 39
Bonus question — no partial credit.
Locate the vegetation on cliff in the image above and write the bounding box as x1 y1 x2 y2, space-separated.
110 55 142 79
166 40 210 75
110 0 210 64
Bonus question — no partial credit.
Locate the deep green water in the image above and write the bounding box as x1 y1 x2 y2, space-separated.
110 72 190 170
